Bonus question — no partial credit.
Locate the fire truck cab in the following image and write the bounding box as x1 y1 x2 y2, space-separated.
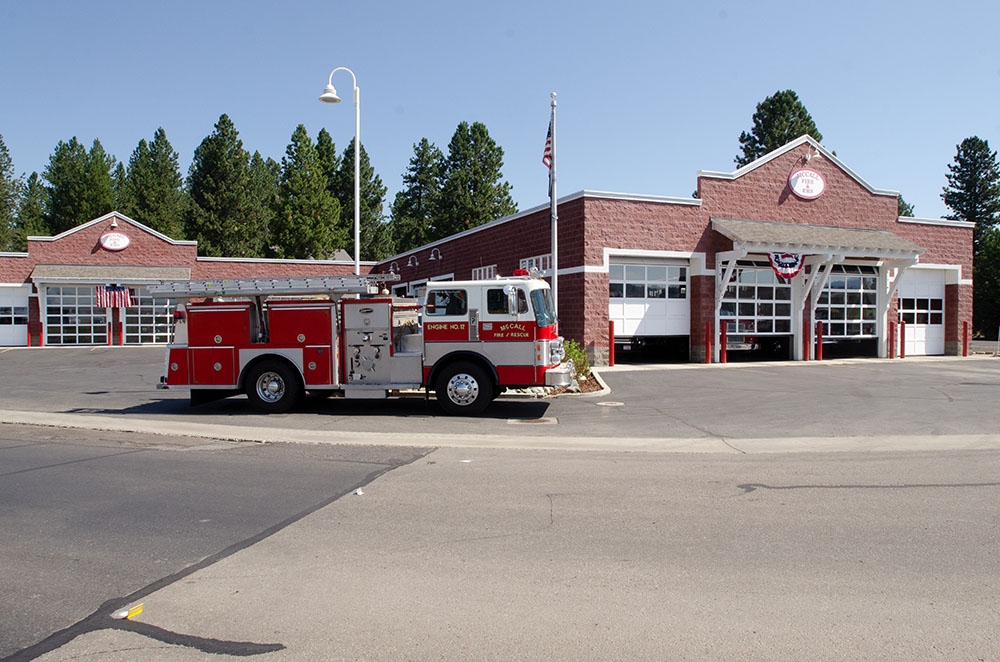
149 275 573 416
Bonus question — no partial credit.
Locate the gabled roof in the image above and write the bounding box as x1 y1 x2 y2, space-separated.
698 135 898 198
712 217 925 259
29 211 197 246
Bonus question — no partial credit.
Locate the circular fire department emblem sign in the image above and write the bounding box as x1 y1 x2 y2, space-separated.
99 231 131 251
788 167 826 200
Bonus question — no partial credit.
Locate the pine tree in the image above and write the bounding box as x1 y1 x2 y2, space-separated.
44 137 116 233
975 227 1000 338
249 152 280 255
272 125 343 259
942 136 1000 335
436 121 517 239
332 138 391 261
112 161 128 213
316 128 341 194
942 136 1000 256
391 138 445 252
897 195 915 217
185 114 267 257
13 172 49 249
120 128 186 238
736 90 823 167
0 133 21 251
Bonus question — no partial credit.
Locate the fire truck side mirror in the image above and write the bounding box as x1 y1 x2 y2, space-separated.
503 285 518 317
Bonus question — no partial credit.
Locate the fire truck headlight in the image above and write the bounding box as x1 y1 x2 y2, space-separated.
549 337 566 365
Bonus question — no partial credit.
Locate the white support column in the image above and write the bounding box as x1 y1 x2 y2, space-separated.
713 249 746 363
805 255 841 360
877 258 918 358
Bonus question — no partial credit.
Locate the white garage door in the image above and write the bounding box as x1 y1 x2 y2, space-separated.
898 269 945 356
609 261 690 338
0 285 30 346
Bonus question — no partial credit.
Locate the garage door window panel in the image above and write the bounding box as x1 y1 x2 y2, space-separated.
720 262 792 337
124 287 176 344
817 265 878 338
46 286 105 345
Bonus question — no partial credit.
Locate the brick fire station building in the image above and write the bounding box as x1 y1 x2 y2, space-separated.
0 213 356 347
0 136 974 365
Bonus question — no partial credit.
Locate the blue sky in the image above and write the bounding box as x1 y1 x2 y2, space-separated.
1 0 997 222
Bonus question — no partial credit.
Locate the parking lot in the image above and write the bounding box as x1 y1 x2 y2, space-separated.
2 346 999 452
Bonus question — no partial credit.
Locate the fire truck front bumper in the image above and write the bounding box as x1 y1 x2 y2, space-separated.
546 361 574 388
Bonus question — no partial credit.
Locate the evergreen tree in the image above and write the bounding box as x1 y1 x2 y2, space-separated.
391 138 445 252
272 125 343 259
185 114 267 257
112 161 128 212
942 136 1000 256
44 137 116 233
332 138 391 261
249 152 280 254
120 128 186 238
316 128 341 194
942 136 1000 335
436 121 517 239
736 90 823 167
975 227 1000 338
897 195 915 217
0 133 20 251
13 172 49 248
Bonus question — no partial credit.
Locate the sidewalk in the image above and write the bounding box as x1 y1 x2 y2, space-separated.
4 406 999 455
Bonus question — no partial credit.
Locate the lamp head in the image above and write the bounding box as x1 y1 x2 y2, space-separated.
318 84 342 104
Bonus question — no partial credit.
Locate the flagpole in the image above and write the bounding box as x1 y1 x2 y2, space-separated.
549 92 558 315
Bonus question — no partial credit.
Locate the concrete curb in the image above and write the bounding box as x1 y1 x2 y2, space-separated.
4 408 999 454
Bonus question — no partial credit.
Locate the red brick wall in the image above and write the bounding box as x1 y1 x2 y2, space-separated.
10 215 359 283
699 146 899 232
0 255 32 283
379 199 586 286
29 218 199 267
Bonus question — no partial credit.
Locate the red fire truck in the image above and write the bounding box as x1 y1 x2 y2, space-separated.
148 274 573 415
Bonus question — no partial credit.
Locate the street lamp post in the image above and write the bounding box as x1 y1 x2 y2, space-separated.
318 67 360 275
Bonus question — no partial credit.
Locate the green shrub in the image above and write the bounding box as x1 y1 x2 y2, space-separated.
563 339 591 379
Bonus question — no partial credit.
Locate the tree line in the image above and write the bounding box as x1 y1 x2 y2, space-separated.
0 115 517 261
2 91 999 335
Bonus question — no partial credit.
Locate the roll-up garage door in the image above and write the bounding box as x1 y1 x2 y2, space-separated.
0 285 30 346
609 260 690 339
898 269 945 356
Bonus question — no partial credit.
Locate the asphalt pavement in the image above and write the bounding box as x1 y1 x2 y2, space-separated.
2 346 1000 453
3 347 1000 660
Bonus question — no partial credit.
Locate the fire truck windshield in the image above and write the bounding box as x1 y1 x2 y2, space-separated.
530 287 557 327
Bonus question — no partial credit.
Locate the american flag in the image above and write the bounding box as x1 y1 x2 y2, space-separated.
542 118 553 169
95 285 133 308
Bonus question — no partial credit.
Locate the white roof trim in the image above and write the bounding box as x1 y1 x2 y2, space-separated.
897 216 975 229
698 135 898 198
580 190 701 206
29 211 197 246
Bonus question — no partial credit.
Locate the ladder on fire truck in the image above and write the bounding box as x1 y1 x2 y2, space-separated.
146 275 399 300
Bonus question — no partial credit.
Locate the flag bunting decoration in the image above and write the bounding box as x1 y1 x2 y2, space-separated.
767 253 805 279
96 285 133 308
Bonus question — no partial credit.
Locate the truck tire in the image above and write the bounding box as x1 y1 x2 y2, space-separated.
436 361 493 416
245 360 301 414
